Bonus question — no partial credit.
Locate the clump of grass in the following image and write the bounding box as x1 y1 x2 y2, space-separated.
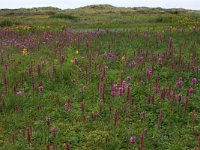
49 13 77 20
0 19 22 27
0 20 13 27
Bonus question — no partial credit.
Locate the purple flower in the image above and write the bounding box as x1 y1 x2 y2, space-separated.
111 91 116 97
112 83 118 91
17 91 22 96
38 85 43 93
128 61 136 67
176 78 183 89
146 68 151 81
122 80 126 88
192 78 197 85
177 93 182 103
74 57 78 63
130 136 136 144
189 87 194 94
118 87 123 96
127 76 131 81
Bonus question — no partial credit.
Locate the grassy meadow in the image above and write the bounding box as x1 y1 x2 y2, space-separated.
0 5 200 150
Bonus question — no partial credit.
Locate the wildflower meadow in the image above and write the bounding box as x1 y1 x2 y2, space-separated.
0 5 200 150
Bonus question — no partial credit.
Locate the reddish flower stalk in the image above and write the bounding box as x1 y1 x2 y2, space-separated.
46 143 50 150
154 84 160 94
155 76 159 85
172 90 176 101
160 89 166 101
126 84 130 102
99 103 103 114
3 74 8 94
85 65 88 84
53 144 57 150
152 95 155 104
60 54 65 65
147 96 151 104
114 109 118 126
66 143 70 150
146 68 151 82
82 114 86 122
53 63 56 78
14 105 19 113
168 36 173 50
120 71 123 86
158 109 163 129
90 112 95 121
86 40 89 49
80 102 85 115
184 96 189 113
46 116 51 127
131 96 135 105
192 110 196 131
27 127 32 144
122 103 127 117
140 111 146 124
12 133 16 144
52 126 57 139
37 64 41 79
139 130 145 150
38 82 43 94
78 67 81 80
151 64 154 75
31 74 35 94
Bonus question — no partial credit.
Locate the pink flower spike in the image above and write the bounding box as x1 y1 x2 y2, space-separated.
177 93 182 103
112 83 118 91
130 136 136 144
111 91 116 97
192 78 197 85
189 87 194 94
118 87 123 96
176 78 183 89
38 85 43 93
127 76 131 81
146 68 151 81
17 91 22 96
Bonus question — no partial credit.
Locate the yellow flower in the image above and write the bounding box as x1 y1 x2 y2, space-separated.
22 48 28 55
122 56 126 61
75 50 79 54
70 59 74 63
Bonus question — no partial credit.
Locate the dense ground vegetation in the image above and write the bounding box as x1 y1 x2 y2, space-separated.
0 5 200 150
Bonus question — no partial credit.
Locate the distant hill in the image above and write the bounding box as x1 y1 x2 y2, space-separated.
0 4 199 16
